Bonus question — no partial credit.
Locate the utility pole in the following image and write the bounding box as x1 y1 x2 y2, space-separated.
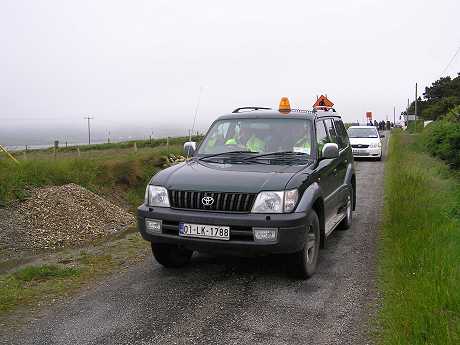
393 106 396 125
415 83 418 132
84 116 93 145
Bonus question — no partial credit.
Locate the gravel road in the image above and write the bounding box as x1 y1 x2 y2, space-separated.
1 138 387 345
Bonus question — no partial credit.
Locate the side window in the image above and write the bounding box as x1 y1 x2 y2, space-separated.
334 119 349 149
315 120 329 157
324 119 339 145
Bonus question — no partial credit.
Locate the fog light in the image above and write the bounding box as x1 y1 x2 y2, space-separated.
253 228 278 242
145 219 162 234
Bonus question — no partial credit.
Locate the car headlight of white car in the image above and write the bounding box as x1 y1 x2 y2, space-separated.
252 189 298 213
145 185 170 207
370 142 382 148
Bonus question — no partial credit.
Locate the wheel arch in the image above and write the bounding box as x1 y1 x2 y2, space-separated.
295 182 326 248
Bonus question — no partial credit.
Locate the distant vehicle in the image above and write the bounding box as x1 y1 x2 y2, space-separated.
347 126 383 160
137 97 356 279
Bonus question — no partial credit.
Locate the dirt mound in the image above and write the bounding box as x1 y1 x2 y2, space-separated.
16 184 136 250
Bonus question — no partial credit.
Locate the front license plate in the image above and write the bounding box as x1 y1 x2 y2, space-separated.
353 149 368 155
179 223 230 241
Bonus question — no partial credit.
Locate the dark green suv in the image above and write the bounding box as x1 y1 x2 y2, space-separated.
138 104 355 279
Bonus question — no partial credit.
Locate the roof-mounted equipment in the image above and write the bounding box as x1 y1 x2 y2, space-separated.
232 106 272 113
313 95 336 112
279 97 291 114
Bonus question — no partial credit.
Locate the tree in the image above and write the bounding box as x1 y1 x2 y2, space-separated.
407 73 460 120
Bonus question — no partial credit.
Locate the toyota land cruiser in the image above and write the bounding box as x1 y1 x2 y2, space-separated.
138 98 356 279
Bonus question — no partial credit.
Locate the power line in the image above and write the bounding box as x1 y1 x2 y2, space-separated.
441 45 460 76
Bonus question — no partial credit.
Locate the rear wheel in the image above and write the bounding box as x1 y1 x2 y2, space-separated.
290 210 320 279
151 243 193 268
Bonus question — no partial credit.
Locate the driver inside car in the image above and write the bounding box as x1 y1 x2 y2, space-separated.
225 122 266 152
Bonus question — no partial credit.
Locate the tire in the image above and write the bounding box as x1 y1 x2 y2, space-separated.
289 210 321 279
151 243 193 268
338 188 353 230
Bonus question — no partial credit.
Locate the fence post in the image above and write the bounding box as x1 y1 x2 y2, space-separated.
0 145 19 164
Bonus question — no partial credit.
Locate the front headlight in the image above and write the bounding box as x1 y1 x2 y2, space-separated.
252 189 299 213
145 185 170 207
370 142 381 148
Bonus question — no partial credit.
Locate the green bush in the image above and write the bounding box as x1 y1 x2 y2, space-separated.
406 120 424 133
422 120 460 169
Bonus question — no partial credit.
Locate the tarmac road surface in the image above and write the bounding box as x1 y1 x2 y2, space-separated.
1 136 388 345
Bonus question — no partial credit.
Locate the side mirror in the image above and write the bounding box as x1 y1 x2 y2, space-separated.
183 141 197 156
380 133 385 138
321 143 339 159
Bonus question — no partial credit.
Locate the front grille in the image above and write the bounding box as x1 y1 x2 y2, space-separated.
351 144 369 148
169 190 257 212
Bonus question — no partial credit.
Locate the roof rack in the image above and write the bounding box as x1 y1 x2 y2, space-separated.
290 108 315 114
232 106 272 113
313 106 336 112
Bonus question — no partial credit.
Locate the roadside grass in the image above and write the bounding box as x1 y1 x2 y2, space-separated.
378 131 460 344
0 265 81 314
0 231 148 318
0 144 183 208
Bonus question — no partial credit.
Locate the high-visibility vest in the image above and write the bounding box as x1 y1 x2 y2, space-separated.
225 135 265 152
294 137 311 154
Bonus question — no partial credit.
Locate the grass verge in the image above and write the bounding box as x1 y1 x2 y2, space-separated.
378 131 460 344
0 231 148 318
0 144 183 209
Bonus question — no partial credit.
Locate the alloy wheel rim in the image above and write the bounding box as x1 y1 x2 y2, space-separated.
305 224 316 264
347 199 352 221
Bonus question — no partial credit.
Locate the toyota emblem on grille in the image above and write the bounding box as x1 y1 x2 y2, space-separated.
202 196 214 206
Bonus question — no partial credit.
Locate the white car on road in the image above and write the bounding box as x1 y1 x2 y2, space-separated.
347 126 383 160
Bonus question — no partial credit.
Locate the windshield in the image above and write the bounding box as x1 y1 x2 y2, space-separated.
347 127 378 138
197 118 313 157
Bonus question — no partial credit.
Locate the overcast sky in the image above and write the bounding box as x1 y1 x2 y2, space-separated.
1 0 459 141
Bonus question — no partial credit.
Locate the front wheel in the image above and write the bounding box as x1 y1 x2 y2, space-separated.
151 243 193 268
338 189 353 230
289 210 320 279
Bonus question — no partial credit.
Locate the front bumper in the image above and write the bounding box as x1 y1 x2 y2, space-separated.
137 204 307 256
352 147 381 158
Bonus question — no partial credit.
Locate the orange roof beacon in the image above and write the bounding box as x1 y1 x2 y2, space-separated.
278 97 291 113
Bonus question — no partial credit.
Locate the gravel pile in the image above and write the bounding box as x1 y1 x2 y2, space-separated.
16 184 135 250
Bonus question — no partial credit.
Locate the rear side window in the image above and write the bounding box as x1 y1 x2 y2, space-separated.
334 119 350 149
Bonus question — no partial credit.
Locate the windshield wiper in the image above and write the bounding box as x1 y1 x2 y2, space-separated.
198 150 257 162
242 151 311 165
243 151 308 160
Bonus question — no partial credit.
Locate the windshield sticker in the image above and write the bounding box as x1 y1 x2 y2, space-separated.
293 147 310 154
